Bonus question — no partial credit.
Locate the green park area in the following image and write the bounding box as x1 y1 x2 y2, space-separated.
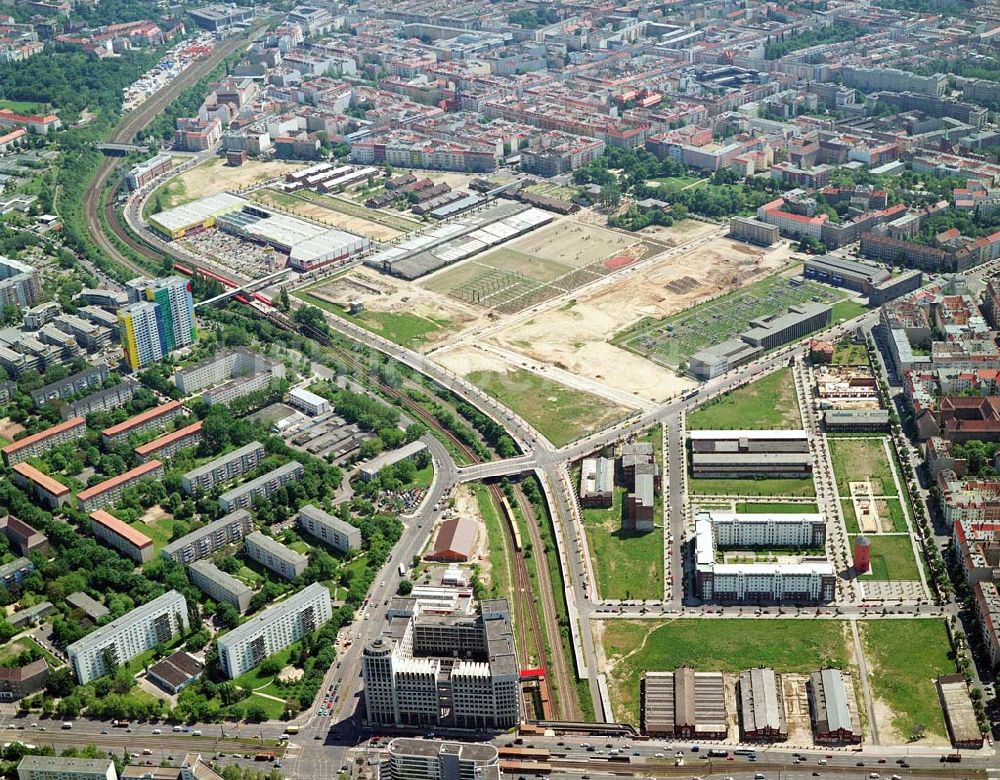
601 619 851 724
735 501 820 513
689 477 816 497
831 341 869 365
611 274 846 370
468 369 631 447
0 99 48 114
829 437 898 496
581 486 662 601
860 620 953 741
687 368 802 430
852 535 922 581
830 300 868 323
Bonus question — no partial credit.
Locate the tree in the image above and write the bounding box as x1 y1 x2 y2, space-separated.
397 579 413 595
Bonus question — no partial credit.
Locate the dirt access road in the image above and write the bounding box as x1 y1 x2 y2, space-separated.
82 22 268 275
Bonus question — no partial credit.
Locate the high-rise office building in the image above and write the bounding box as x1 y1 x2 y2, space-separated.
118 276 195 370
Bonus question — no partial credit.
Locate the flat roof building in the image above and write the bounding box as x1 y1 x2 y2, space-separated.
823 408 890 432
689 338 763 380
161 509 253 564
181 441 266 495
358 440 427 481
297 504 361 553
89 509 155 564
188 560 252 614
67 590 188 684
17 756 116 780
579 456 613 508
217 582 332 679
742 303 832 350
808 668 862 744
244 531 307 580
288 387 331 416
641 667 728 739
937 674 983 749
739 668 788 741
218 461 303 512
690 429 812 479
384 739 500 780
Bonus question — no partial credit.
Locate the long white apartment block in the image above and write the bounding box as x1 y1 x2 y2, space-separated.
218 461 303 512
161 508 254 563
216 582 332 678
244 531 308 580
67 590 188 684
297 504 361 553
180 441 266 495
188 560 253 614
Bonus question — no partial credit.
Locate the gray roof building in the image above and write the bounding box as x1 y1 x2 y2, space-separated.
244 531 308 580
358 440 427 481
808 668 861 743
218 461 303 512
738 668 788 741
17 755 116 780
66 591 109 622
641 667 728 739
297 504 361 553
188 560 253 614
161 509 254 563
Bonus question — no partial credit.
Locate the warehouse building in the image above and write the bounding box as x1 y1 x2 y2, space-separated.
148 192 246 240
11 462 71 509
180 441 266 495
134 420 203 462
359 440 427 481
217 582 332 679
426 516 477 562
17 756 116 780
626 472 655 531
89 509 155 564
690 430 812 478
729 217 779 246
937 674 983 749
689 338 763 380
77 460 165 511
579 456 613 507
188 560 252 614
804 255 890 293
808 668 862 744
67 590 188 684
297 504 361 553
101 400 184 446
640 667 728 739
244 531 308 580
1 416 85 466
217 206 369 272
742 303 832 350
161 509 254 563
218 461 303 512
147 651 204 695
822 408 890 432
739 668 788 741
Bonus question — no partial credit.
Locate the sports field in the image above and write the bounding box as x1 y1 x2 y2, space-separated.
687 368 802 430
601 619 852 725
611 273 845 370
423 221 648 313
467 369 631 447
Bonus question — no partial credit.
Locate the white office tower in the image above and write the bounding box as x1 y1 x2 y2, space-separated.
380 738 500 780
362 596 520 730
216 582 332 678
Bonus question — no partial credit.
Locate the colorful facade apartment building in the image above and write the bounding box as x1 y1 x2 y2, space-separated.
118 277 196 370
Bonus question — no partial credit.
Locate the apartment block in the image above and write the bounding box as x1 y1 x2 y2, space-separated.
218 461 303 512
161 509 253 564
708 511 827 549
1 416 86 467
77 460 165 512
17 757 116 780
89 509 154 564
11 462 71 509
67 590 188 684
0 515 49 557
124 153 173 191
0 256 41 310
729 217 779 247
180 441 266 495
217 582 332 679
30 363 109 407
244 531 308 580
134 420 203 462
188 560 252 614
297 504 361 553
61 380 137 421
172 348 283 395
100 400 184 446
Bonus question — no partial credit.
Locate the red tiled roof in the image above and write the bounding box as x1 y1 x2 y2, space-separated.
101 401 181 438
2 417 85 455
11 462 70 497
77 460 163 502
89 509 153 549
134 421 203 457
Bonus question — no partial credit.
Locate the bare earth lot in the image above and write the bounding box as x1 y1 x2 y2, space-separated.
175 157 306 200
252 188 404 242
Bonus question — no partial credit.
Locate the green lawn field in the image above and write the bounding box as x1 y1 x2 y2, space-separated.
467 369 631 447
582 487 663 600
602 619 852 725
735 501 820 513
860 620 953 741
689 477 816 497
829 437 898 496
687 368 801 430
852 535 921 581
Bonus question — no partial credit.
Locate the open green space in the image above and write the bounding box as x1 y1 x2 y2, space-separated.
829 437 897 496
645 175 702 192
735 501 820 513
859 620 952 740
689 477 816 497
0 99 48 114
851 535 921 581
602 619 851 724
296 285 450 348
131 513 185 554
474 484 512 600
830 300 868 323
841 500 860 534
246 693 287 720
687 368 802 430
582 487 663 601
467 369 630 447
144 176 190 218
831 342 869 365
231 645 296 691
612 274 846 370
411 461 434 491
